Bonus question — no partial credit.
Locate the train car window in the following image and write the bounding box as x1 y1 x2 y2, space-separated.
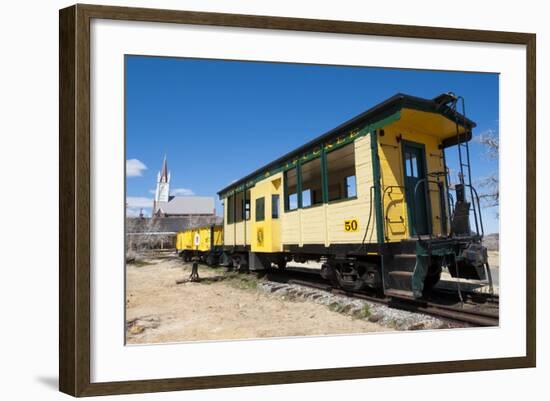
405 152 412 176
272 194 280 219
235 191 244 223
227 195 235 224
405 151 418 178
284 167 298 211
302 190 312 207
288 193 298 210
300 157 322 207
346 175 357 198
411 154 418 177
255 197 265 222
327 143 356 201
244 190 251 220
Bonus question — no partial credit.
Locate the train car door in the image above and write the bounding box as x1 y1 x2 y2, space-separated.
250 175 282 253
402 141 431 236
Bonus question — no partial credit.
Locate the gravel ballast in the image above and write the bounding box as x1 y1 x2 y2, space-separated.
258 281 457 331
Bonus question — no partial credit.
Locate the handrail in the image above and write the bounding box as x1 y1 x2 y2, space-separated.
380 180 484 241
382 185 406 241
448 192 455 216
445 184 484 238
464 184 485 238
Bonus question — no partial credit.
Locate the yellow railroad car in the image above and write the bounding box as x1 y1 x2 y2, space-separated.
218 93 491 298
176 229 194 252
176 224 224 265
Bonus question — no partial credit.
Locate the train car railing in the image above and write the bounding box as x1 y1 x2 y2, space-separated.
380 179 484 241
382 185 406 241
412 179 484 240
463 184 484 238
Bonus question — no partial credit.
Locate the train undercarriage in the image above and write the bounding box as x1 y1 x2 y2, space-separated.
317 236 490 298
197 233 490 300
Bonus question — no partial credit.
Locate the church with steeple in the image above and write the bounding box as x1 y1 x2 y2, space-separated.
152 156 215 218
154 156 171 205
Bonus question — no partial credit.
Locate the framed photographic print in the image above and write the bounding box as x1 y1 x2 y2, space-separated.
59 4 536 397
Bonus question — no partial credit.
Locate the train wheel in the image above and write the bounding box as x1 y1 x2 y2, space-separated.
238 260 249 273
219 252 231 267
205 254 214 266
422 266 442 296
325 262 366 292
335 270 367 292
277 259 287 270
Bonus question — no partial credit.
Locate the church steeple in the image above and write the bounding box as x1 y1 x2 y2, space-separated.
160 155 169 183
154 155 170 204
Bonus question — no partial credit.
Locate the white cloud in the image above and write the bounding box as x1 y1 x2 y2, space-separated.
171 188 195 196
148 188 195 196
126 196 153 208
126 159 147 177
126 207 140 217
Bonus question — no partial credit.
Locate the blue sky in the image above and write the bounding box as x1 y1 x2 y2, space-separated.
125 55 499 233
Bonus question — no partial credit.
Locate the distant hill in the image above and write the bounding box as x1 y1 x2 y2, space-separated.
483 233 499 251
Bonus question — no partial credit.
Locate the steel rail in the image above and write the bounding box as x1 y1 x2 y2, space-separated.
280 270 499 327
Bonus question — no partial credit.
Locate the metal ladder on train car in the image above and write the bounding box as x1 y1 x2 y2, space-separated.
449 95 493 301
450 96 484 238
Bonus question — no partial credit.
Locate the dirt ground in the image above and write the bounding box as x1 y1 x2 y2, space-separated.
487 250 499 269
126 257 389 344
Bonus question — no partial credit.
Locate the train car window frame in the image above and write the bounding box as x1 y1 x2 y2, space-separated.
244 190 251 221
271 194 280 218
227 194 235 224
255 197 265 222
235 191 244 223
326 142 357 203
284 166 299 212
300 156 323 209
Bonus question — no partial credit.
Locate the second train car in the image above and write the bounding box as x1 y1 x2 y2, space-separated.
176 224 224 265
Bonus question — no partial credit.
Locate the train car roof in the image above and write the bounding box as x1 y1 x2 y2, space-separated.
217 93 476 198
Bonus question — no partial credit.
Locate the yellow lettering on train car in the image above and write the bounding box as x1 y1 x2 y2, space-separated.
344 219 359 232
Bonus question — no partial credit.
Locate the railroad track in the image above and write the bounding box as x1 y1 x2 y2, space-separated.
267 268 499 327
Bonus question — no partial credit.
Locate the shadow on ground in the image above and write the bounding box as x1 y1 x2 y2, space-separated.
35 376 58 391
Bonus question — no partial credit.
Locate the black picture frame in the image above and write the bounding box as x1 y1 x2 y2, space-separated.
59 3 536 397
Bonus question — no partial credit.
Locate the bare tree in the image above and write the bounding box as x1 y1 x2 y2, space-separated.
125 215 172 261
125 207 221 262
475 129 499 210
